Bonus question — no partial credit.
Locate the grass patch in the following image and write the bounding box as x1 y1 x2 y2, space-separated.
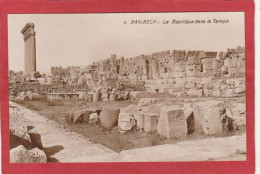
46 100 64 106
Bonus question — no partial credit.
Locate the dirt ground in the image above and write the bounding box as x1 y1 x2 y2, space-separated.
13 97 246 152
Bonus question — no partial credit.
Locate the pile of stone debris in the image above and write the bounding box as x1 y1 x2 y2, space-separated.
117 99 246 135
13 91 45 101
67 97 246 138
79 86 131 102
9 107 47 163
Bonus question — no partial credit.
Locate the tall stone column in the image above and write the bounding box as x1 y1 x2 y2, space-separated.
21 23 36 75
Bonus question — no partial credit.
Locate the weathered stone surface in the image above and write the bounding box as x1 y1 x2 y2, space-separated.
144 113 158 132
176 91 184 98
109 93 117 102
157 106 187 138
223 89 239 98
184 106 193 119
186 89 202 97
226 108 233 118
10 46 245 100
118 113 135 131
100 108 120 128
118 122 133 131
9 109 32 149
101 93 109 102
89 113 99 125
232 103 246 126
203 89 213 97
138 98 156 107
24 95 31 101
193 100 225 135
130 91 152 99
85 92 93 102
65 107 82 123
219 85 228 91
135 112 145 129
232 103 246 116
10 145 29 163
26 91 33 100
120 104 141 115
93 92 101 102
27 148 47 163
78 92 87 100
221 112 234 132
234 79 242 88
141 103 177 115
234 87 245 94
73 108 98 123
212 90 221 97
142 104 162 115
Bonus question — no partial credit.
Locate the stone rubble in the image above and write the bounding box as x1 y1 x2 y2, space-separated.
157 106 187 138
99 108 120 128
193 100 226 135
9 108 48 163
9 46 245 101
56 97 246 138
8 43 247 161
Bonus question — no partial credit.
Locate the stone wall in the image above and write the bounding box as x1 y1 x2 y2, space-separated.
9 46 245 97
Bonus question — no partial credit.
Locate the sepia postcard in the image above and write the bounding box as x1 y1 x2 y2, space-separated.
0 1 255 174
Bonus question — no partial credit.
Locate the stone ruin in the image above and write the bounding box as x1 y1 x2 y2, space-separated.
66 98 246 136
8 22 247 163
9 23 246 101
9 46 245 101
9 107 47 163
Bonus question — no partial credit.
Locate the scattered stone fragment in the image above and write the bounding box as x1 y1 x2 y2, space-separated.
89 113 99 125
93 92 101 102
193 100 225 135
10 145 29 163
157 106 187 138
138 98 157 107
135 111 145 129
232 103 246 126
109 93 117 102
27 148 47 163
100 108 120 128
144 113 158 132
118 113 135 131
120 104 141 115
73 108 98 123
9 109 32 149
85 92 93 102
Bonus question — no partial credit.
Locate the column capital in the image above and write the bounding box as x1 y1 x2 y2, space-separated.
21 23 36 41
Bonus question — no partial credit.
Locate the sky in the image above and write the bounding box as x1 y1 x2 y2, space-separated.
8 12 245 73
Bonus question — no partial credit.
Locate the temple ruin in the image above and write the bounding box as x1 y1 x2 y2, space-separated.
9 22 247 163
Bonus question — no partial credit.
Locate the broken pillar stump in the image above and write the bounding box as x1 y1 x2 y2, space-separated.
100 108 120 128
144 113 158 132
134 111 145 129
93 92 101 102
